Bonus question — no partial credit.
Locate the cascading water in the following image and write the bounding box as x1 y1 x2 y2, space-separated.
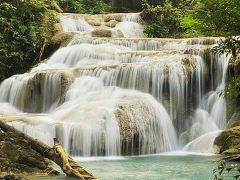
183 53 230 152
0 13 230 156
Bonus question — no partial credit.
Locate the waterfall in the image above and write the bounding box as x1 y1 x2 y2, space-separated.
60 16 94 33
183 54 230 151
113 13 144 38
59 13 144 38
0 13 230 156
3 76 177 156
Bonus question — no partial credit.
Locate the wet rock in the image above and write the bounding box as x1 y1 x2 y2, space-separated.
105 20 118 28
91 28 112 37
7 71 73 113
111 29 124 38
88 19 102 27
213 126 240 155
103 14 123 22
115 97 152 155
51 32 77 47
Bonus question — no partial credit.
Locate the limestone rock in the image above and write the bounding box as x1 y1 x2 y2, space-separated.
51 32 77 47
111 29 124 38
87 19 102 27
115 97 152 155
91 28 112 37
213 126 240 155
103 14 123 22
105 20 118 28
5 71 74 113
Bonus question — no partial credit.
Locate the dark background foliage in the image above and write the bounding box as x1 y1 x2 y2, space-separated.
0 0 57 81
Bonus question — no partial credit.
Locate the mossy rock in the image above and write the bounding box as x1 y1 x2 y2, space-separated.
214 126 240 155
0 131 59 176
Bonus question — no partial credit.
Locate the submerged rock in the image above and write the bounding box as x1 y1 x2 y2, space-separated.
213 126 240 155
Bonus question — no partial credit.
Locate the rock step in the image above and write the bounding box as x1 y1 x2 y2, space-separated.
69 36 219 46
60 12 141 23
52 32 220 50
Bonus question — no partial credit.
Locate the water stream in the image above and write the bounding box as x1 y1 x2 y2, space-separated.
0 13 231 178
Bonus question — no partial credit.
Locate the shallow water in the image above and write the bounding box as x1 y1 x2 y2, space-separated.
32 154 237 180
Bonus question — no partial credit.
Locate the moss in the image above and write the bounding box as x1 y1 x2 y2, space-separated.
214 126 240 155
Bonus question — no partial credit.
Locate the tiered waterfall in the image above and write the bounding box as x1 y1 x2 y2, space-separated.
0 13 230 156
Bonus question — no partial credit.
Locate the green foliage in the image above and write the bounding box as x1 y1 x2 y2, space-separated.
212 37 240 58
180 13 205 37
111 0 179 13
180 0 240 37
143 23 162 38
142 0 240 38
111 0 142 12
213 160 240 180
141 0 183 38
57 0 112 14
225 76 240 100
0 1 57 81
195 0 240 36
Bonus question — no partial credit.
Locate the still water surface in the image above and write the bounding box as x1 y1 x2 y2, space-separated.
33 153 236 180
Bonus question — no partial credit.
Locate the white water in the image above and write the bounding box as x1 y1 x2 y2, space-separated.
113 14 144 38
2 76 177 156
60 16 94 34
0 13 230 156
183 53 230 151
60 13 144 38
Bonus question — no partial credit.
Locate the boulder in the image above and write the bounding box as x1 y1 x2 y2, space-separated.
51 32 76 47
213 126 240 155
91 28 112 37
115 97 155 155
103 14 123 22
87 19 102 27
105 20 118 28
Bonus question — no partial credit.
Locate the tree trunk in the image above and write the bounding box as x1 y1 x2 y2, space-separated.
0 120 97 180
52 1 63 13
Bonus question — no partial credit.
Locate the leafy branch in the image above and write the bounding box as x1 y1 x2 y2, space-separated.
213 160 240 180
